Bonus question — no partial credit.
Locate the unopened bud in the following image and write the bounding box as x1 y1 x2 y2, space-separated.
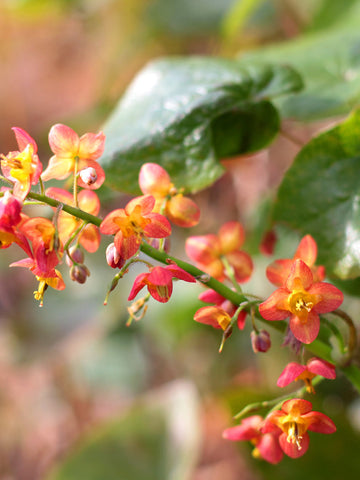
70 264 90 284
79 167 97 186
106 242 125 269
251 329 271 353
66 245 84 267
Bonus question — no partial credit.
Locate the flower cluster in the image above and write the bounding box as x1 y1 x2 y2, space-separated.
0 123 349 467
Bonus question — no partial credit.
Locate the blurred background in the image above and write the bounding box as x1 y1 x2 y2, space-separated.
1 1 360 479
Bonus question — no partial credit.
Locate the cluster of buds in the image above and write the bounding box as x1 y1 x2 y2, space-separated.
0 123 349 466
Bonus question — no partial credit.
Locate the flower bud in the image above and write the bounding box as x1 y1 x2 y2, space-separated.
66 245 84 267
251 329 271 353
139 163 173 196
70 264 90 284
79 167 97 186
106 242 125 269
0 190 22 227
166 194 200 227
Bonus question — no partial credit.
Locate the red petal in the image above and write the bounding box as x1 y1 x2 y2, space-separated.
78 131 105 160
12 127 37 153
286 259 313 291
277 362 307 387
139 163 172 196
225 250 253 283
165 265 196 283
307 357 336 379
115 232 141 259
78 189 101 215
305 412 336 434
294 234 317 267
128 273 148 300
49 124 79 156
258 433 284 464
194 306 229 329
222 416 263 441
199 289 225 304
79 224 101 253
185 235 221 264
281 398 313 415
218 221 244 253
279 431 309 458
144 212 171 238
258 288 291 321
166 195 200 228
125 195 155 216
310 282 344 314
100 209 125 235
289 311 320 344
266 259 293 287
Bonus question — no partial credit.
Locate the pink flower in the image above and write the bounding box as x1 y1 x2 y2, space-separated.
262 399 336 458
100 195 171 260
128 264 196 303
223 415 283 464
1 127 42 199
41 124 105 189
185 221 253 282
277 357 336 393
259 259 343 344
266 235 325 287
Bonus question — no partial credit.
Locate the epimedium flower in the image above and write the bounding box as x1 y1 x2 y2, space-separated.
10 251 65 306
259 259 343 344
223 415 283 464
41 123 105 190
100 195 171 260
262 398 336 458
19 217 62 273
277 357 336 394
198 288 247 329
128 264 196 303
138 162 200 227
46 187 101 253
266 234 325 287
185 221 253 282
1 127 42 199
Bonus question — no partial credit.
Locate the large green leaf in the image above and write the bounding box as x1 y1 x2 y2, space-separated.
273 109 360 280
100 57 302 194
241 28 360 121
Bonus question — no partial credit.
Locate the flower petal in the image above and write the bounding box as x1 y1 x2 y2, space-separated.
294 234 317 267
48 124 79 156
218 221 244 253
143 212 171 238
259 288 291 321
266 259 293 287
304 412 336 434
279 431 309 458
128 273 148 300
41 155 74 181
310 282 344 314
79 224 101 253
139 163 172 196
289 311 320 344
225 250 253 283
286 259 313 292
12 127 38 153
78 131 105 160
307 358 336 379
277 362 307 387
258 433 284 464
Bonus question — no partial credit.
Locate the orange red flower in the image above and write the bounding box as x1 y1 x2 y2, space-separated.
128 264 195 303
223 415 283 464
41 124 105 189
100 195 171 260
1 127 42 199
185 221 253 282
138 163 200 227
277 357 336 393
259 259 343 343
262 399 336 458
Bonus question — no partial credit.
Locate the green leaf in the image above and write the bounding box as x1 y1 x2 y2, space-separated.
241 28 360 121
273 109 360 280
100 57 302 194
46 381 200 480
